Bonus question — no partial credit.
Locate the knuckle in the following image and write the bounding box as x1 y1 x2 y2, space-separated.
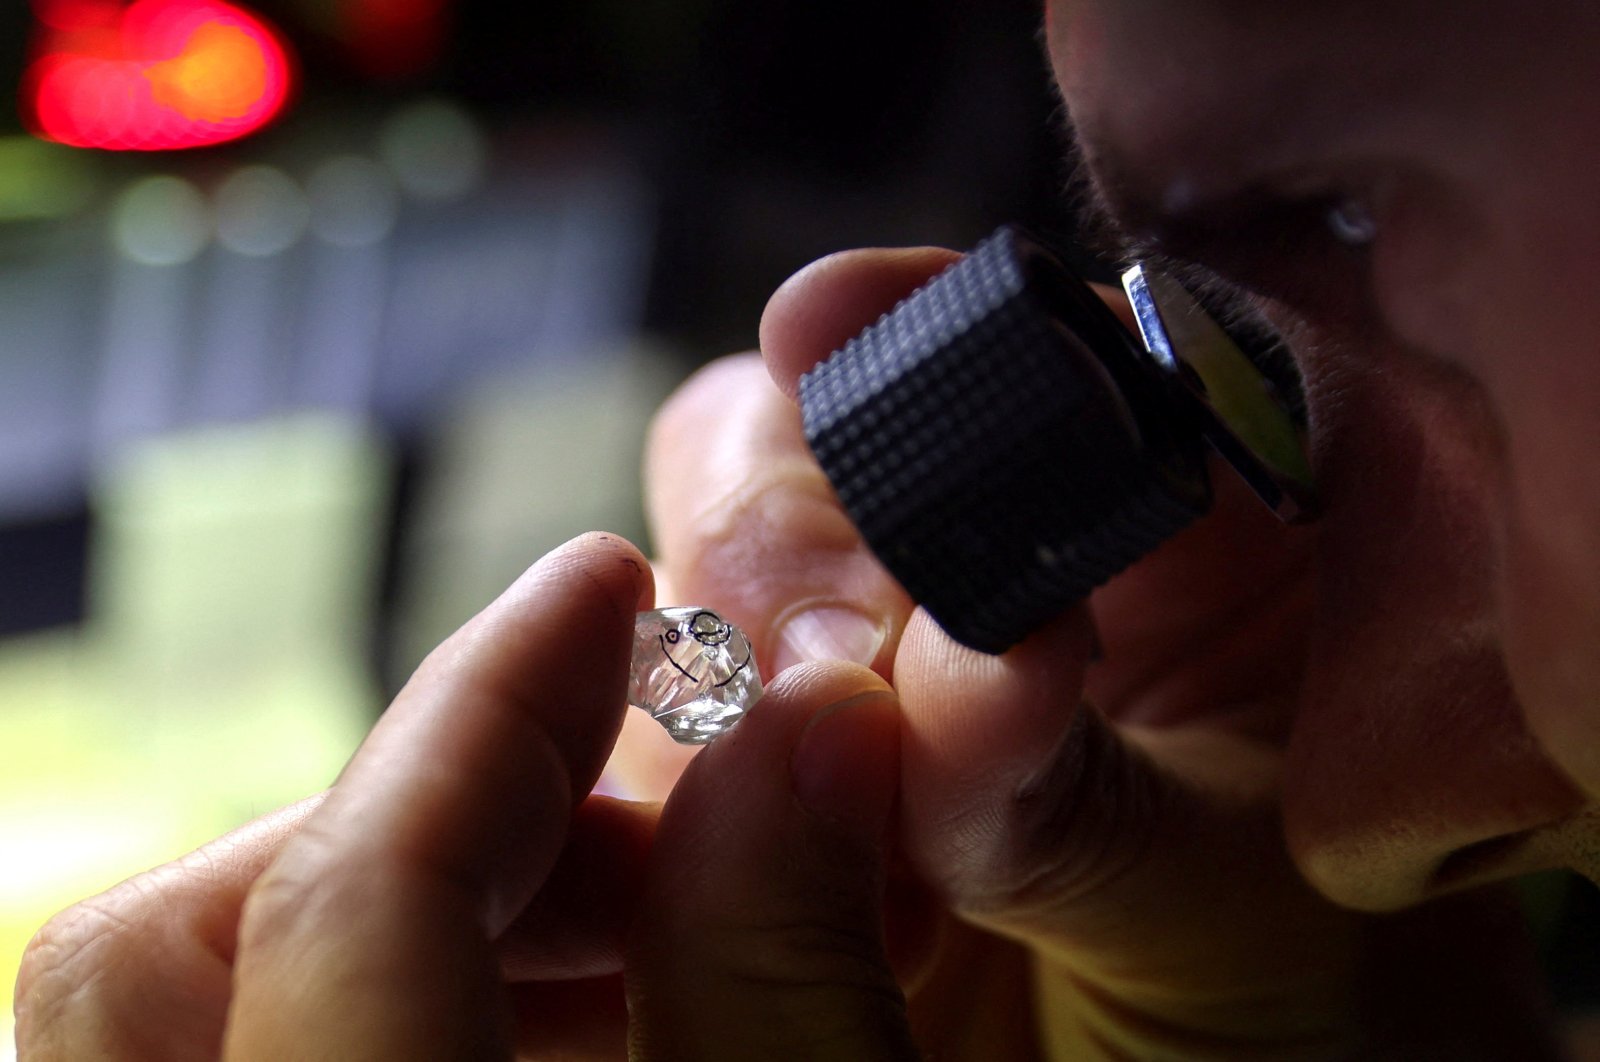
946 708 1166 922
14 886 154 1057
688 913 910 1045
720 914 889 991
646 353 764 459
681 462 858 575
634 939 910 1062
723 914 915 1055
233 821 349 957
637 878 896 996
647 354 882 612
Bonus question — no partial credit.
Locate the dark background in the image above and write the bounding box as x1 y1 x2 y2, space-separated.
0 0 1088 640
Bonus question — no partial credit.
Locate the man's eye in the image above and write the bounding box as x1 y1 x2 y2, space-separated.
1150 191 1382 331
1326 198 1378 248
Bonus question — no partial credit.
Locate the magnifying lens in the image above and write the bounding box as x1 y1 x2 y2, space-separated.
798 225 1316 654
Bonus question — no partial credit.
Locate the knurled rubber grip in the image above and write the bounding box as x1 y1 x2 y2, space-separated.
799 226 1212 653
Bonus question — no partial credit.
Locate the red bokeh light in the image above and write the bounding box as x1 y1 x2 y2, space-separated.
24 0 294 151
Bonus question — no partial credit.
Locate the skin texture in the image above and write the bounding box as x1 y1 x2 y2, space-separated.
15 4 1600 1059
14 536 922 1060
1044 0 1600 896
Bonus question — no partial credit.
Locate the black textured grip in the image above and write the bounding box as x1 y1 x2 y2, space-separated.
799 226 1212 653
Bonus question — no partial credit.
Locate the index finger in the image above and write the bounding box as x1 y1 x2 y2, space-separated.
223 532 651 1060
645 249 959 686
758 247 962 398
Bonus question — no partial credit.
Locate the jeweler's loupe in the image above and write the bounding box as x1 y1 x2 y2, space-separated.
798 225 1315 654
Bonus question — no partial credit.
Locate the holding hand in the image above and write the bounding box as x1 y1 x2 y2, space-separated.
644 248 1544 1056
15 534 919 1061
14 253 1559 1062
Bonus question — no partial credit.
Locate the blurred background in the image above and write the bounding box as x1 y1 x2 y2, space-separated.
1 0 1596 1054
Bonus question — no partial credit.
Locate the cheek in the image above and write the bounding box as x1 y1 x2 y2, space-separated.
1043 1 1101 114
1281 343 1585 910
1422 186 1600 793
1496 382 1600 793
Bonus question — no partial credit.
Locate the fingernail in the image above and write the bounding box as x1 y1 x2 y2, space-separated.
771 606 886 674
790 691 900 841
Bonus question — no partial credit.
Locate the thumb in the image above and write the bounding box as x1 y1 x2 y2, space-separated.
625 663 918 1062
896 608 1362 1038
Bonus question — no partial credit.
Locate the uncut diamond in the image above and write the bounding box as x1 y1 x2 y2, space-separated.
627 607 763 745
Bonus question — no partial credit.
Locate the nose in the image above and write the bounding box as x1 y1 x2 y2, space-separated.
1285 627 1586 911
1281 344 1587 911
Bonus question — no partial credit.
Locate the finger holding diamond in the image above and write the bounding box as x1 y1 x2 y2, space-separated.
646 356 911 682
223 533 650 1060
626 662 918 1061
632 253 958 799
647 249 963 684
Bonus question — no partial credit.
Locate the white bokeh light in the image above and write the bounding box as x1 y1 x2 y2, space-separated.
378 98 488 202
111 175 211 267
306 155 400 248
214 165 311 257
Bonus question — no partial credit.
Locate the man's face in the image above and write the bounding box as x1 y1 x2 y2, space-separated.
1046 2 1600 908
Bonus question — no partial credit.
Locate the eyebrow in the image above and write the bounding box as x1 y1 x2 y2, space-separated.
1057 106 1249 272
1076 143 1251 266
1062 133 1254 319
1056 127 1147 262
1058 128 1302 399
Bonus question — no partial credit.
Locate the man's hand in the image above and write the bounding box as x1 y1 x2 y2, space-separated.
646 248 1373 1055
14 533 921 1061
